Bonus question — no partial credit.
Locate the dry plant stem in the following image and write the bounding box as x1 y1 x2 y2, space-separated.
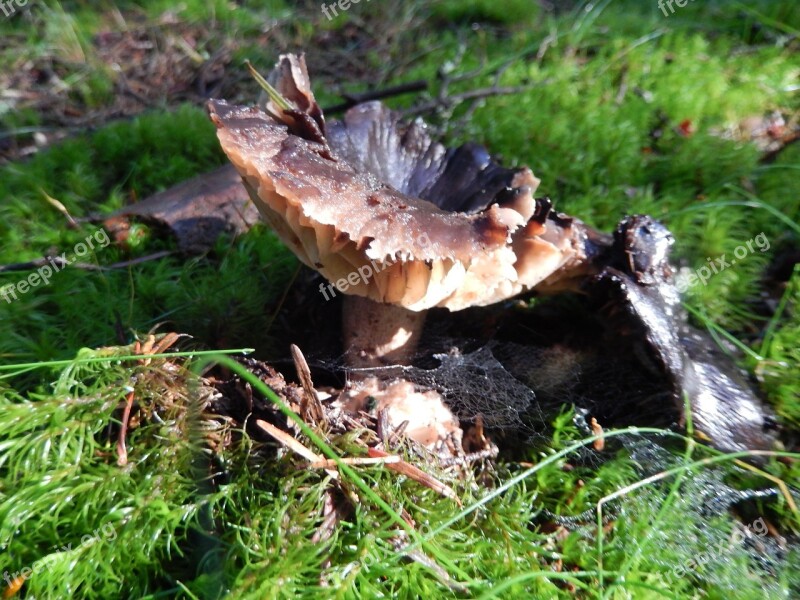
116 390 135 466
342 295 427 368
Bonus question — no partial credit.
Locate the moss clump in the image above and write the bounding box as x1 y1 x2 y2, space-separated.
0 1 798 598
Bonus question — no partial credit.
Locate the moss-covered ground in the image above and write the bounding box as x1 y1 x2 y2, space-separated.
0 1 798 598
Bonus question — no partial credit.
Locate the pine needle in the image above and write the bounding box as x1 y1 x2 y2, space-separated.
245 59 292 112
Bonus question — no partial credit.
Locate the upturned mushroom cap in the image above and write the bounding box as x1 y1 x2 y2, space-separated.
208 54 588 312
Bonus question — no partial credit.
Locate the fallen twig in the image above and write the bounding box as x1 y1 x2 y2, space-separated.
323 80 428 114
308 455 401 469
255 418 339 481
401 84 534 118
439 446 499 467
0 250 172 274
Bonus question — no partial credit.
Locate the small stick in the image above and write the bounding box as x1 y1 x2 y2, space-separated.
255 419 338 481
0 250 172 274
401 84 535 118
308 455 401 469
439 446 499 467
323 80 428 114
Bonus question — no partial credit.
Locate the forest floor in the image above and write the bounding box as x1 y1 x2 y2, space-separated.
0 1 799 598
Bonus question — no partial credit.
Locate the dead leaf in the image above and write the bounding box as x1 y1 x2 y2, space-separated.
104 164 258 252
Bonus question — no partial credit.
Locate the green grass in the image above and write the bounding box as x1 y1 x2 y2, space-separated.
1 0 799 598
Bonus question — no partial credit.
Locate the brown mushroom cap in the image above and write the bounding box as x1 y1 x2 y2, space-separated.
208 55 587 311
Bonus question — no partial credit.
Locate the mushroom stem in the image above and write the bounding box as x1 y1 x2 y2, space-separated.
342 296 427 368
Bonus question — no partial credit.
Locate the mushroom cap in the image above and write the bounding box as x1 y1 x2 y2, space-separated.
208 54 586 311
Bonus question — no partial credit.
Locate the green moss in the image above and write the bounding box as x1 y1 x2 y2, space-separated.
430 0 540 25
1 1 799 598
0 105 295 377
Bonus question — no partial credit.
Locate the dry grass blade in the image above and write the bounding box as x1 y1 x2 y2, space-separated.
291 344 324 424
245 59 291 111
368 447 462 506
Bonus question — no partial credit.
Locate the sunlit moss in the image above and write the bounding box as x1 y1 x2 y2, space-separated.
0 1 798 598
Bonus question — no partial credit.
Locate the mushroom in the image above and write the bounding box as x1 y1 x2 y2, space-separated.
207 54 603 368
206 54 779 456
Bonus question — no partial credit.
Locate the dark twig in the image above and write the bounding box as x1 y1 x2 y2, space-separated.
0 256 73 273
105 251 175 269
323 80 428 114
0 250 172 274
323 42 538 122
400 84 536 118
